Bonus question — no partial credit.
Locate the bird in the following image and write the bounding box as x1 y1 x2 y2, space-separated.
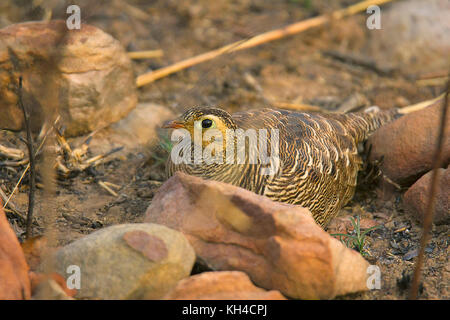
162 106 399 227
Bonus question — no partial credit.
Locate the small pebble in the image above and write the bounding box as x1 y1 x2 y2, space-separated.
403 249 418 261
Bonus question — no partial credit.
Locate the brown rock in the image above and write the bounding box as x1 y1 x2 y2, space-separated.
164 271 286 300
21 236 49 271
403 167 449 225
0 201 31 299
368 98 450 186
145 172 370 300
0 20 137 136
31 278 74 300
29 272 77 298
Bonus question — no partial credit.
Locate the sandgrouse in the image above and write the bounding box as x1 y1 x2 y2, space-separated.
163 107 398 227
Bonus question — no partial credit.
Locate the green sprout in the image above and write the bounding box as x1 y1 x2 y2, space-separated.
331 215 381 256
150 132 173 166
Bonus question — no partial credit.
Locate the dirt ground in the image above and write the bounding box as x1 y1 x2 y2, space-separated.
0 0 448 300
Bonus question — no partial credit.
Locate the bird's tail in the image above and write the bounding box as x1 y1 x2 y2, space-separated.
334 107 400 144
344 93 446 143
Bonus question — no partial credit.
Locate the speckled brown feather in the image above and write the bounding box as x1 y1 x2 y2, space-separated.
167 107 399 227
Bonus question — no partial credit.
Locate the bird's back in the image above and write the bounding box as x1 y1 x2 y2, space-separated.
231 107 398 226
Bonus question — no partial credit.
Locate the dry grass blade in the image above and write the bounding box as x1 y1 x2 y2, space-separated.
0 186 26 221
399 93 446 114
2 163 30 209
0 144 24 160
136 0 396 87
128 50 164 60
53 124 124 176
409 77 449 299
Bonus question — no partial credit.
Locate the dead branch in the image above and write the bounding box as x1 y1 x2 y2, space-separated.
409 76 449 299
17 76 36 239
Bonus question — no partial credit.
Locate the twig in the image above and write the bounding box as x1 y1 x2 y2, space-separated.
84 146 124 165
0 144 24 160
128 50 164 60
2 163 30 210
399 93 445 115
115 0 151 21
98 181 119 197
0 159 29 167
323 50 396 76
416 76 449 87
103 181 121 190
0 186 26 221
17 77 36 239
136 0 396 87
409 77 449 299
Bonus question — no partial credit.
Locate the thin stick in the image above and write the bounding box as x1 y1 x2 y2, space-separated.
128 50 164 60
98 181 119 197
103 181 121 190
399 93 445 115
3 163 30 210
409 78 449 299
17 77 36 239
0 186 26 221
136 0 396 87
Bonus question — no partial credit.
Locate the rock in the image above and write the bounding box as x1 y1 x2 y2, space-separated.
365 0 450 74
145 172 370 300
0 201 31 299
403 168 449 225
164 271 286 300
21 236 50 271
29 272 77 298
368 98 450 186
0 20 137 136
50 223 195 299
31 278 74 300
110 103 175 147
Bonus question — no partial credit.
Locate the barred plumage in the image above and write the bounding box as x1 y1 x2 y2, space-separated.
164 106 399 227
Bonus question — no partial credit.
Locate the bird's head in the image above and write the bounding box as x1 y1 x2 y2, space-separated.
162 107 237 149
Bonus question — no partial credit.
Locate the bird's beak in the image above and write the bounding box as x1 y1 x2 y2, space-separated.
162 120 185 129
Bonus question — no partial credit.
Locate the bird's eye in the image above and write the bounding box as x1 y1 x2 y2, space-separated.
201 119 213 128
